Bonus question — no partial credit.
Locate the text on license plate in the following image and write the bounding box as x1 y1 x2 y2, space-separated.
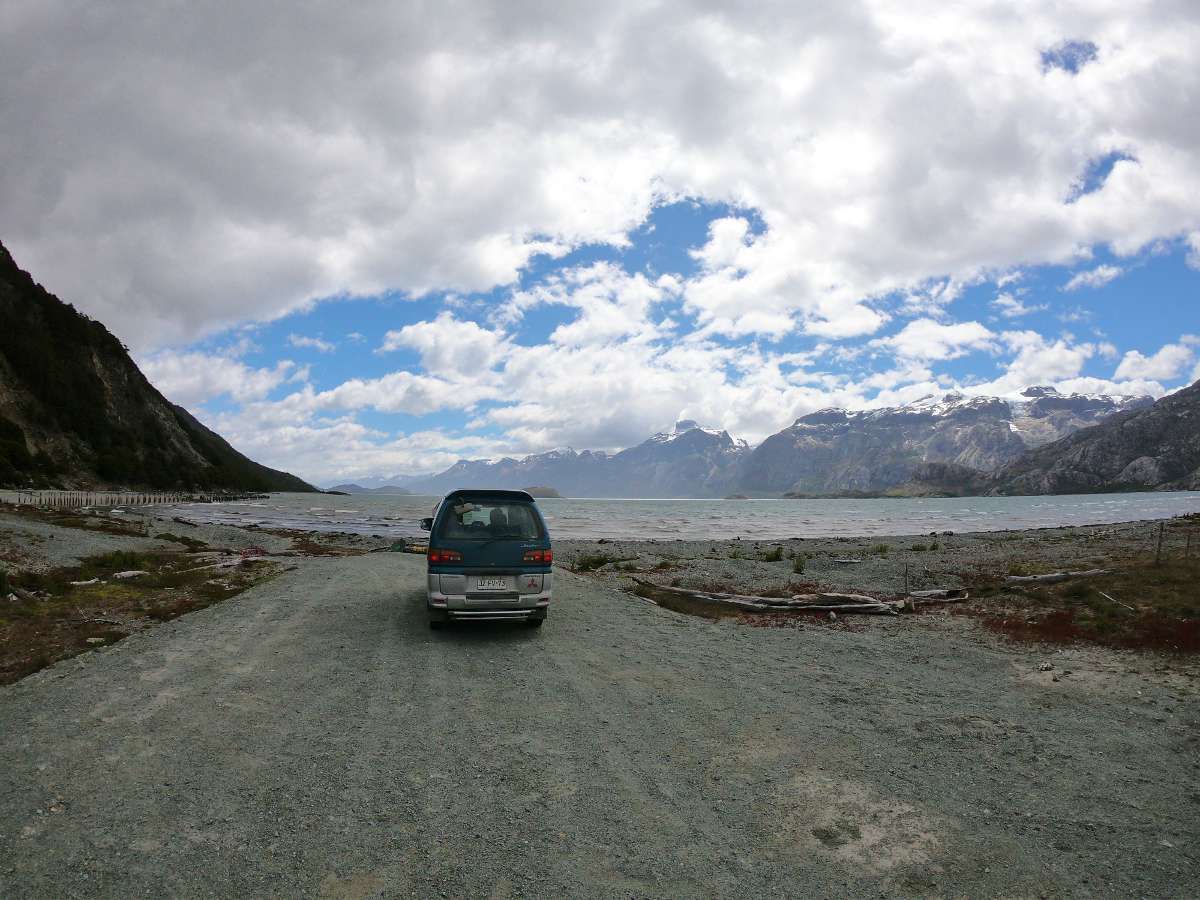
475 577 507 590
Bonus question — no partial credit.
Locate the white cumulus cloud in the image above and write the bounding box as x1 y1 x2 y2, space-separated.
140 351 301 406
870 319 997 361
1114 343 1194 380
992 292 1047 318
4 2 1200 350
1063 264 1123 291
287 333 335 352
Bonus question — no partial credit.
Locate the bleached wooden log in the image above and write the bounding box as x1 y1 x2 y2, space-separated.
791 592 879 605
790 592 900 615
907 588 968 600
630 578 790 606
1004 569 1108 584
902 588 970 607
630 579 899 615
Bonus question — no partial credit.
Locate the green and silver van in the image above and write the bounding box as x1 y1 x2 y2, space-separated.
421 489 552 629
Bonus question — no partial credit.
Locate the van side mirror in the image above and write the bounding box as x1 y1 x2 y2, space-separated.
419 517 433 532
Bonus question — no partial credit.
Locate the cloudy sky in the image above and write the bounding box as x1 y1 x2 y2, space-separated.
3 1 1199 484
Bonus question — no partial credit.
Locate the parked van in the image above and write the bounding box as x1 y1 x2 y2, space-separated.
420 489 552 629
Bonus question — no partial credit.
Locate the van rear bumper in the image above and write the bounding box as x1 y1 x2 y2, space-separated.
427 590 550 608
429 607 546 623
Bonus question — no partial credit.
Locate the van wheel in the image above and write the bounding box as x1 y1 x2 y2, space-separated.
429 617 445 630
525 616 545 628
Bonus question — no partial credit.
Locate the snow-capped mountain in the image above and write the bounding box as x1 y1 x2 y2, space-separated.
737 387 1152 496
351 387 1150 498
607 421 748 496
992 380 1200 494
401 421 747 498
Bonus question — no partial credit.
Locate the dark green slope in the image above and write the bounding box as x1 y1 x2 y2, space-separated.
0 241 314 492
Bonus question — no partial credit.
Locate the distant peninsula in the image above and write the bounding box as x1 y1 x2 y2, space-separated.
524 486 562 498
328 483 414 495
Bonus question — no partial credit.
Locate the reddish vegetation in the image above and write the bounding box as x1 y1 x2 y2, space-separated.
985 609 1200 653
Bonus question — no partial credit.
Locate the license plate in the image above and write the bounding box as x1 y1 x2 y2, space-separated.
475 577 507 591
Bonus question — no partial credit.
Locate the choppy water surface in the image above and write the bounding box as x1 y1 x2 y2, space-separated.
157 491 1200 541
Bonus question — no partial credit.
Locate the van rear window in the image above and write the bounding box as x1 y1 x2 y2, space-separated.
436 501 543 541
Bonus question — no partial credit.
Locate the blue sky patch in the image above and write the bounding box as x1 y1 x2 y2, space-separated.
1041 40 1099 74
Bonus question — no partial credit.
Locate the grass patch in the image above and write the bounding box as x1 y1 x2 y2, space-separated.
154 532 209 552
759 546 784 562
973 558 1200 653
0 503 146 537
792 554 807 575
0 551 281 685
87 549 146 571
871 543 891 556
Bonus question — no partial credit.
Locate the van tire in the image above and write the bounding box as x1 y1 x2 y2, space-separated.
525 616 545 628
429 617 445 630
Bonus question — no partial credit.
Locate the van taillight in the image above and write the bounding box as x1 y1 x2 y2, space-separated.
523 549 552 564
428 549 462 564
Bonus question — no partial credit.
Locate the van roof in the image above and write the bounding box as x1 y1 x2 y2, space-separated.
440 489 536 503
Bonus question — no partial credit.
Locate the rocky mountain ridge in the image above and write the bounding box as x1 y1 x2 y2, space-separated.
401 421 746 498
382 388 1152 498
737 388 1151 496
989 379 1200 494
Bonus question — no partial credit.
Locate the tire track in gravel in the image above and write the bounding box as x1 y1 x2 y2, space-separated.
532 580 751 896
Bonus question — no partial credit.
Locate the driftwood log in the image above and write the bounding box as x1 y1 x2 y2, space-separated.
629 578 899 615
1004 569 1108 584
906 588 970 605
629 579 967 617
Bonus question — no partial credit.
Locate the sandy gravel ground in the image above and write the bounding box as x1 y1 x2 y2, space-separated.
0 510 295 571
1 512 1198 899
552 518 1189 598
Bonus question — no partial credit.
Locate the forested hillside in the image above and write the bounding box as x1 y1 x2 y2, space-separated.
0 241 314 491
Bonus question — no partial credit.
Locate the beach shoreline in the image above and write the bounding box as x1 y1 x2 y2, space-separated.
5 499 1196 590
33 488 1198 543
553 515 1197 594
2 503 1197 682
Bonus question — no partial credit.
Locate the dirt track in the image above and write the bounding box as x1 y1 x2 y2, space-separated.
1 550 1197 898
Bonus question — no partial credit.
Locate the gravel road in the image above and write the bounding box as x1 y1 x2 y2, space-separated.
1 551 1197 898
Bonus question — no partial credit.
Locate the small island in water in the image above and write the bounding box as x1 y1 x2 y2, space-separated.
524 485 563 498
